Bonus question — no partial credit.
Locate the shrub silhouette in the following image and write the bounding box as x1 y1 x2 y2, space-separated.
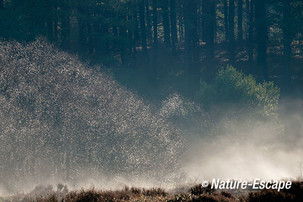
247 181 303 202
190 184 215 195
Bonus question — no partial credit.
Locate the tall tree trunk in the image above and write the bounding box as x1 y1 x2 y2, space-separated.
205 0 216 67
201 0 206 41
44 0 54 42
224 0 229 42
162 0 171 47
238 0 243 41
283 0 292 88
0 0 3 9
92 3 109 63
184 0 193 94
229 0 235 65
184 0 197 66
191 1 199 65
53 6 58 43
139 0 147 51
248 0 254 67
152 0 158 81
197 0 202 41
78 2 89 57
246 0 249 40
70 9 79 54
184 0 199 96
255 0 268 80
119 16 128 65
127 1 135 54
61 6 71 50
152 0 158 47
146 0 152 43
179 10 184 41
170 0 178 52
133 3 140 53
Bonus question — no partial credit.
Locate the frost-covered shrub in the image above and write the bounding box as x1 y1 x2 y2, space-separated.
0 39 184 188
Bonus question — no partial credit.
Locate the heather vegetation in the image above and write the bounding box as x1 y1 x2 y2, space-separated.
3 181 303 201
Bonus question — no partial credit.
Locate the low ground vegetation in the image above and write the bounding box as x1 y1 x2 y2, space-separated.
2 182 303 202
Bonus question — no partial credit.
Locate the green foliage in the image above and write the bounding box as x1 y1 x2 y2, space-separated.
196 66 280 120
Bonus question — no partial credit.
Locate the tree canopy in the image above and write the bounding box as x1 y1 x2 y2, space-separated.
1 0 303 98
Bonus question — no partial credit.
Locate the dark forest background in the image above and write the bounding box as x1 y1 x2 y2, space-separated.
1 0 303 101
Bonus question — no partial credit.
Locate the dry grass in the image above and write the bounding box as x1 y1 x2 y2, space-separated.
247 181 303 202
3 181 303 202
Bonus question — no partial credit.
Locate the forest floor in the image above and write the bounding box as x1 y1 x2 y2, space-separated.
2 181 303 202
